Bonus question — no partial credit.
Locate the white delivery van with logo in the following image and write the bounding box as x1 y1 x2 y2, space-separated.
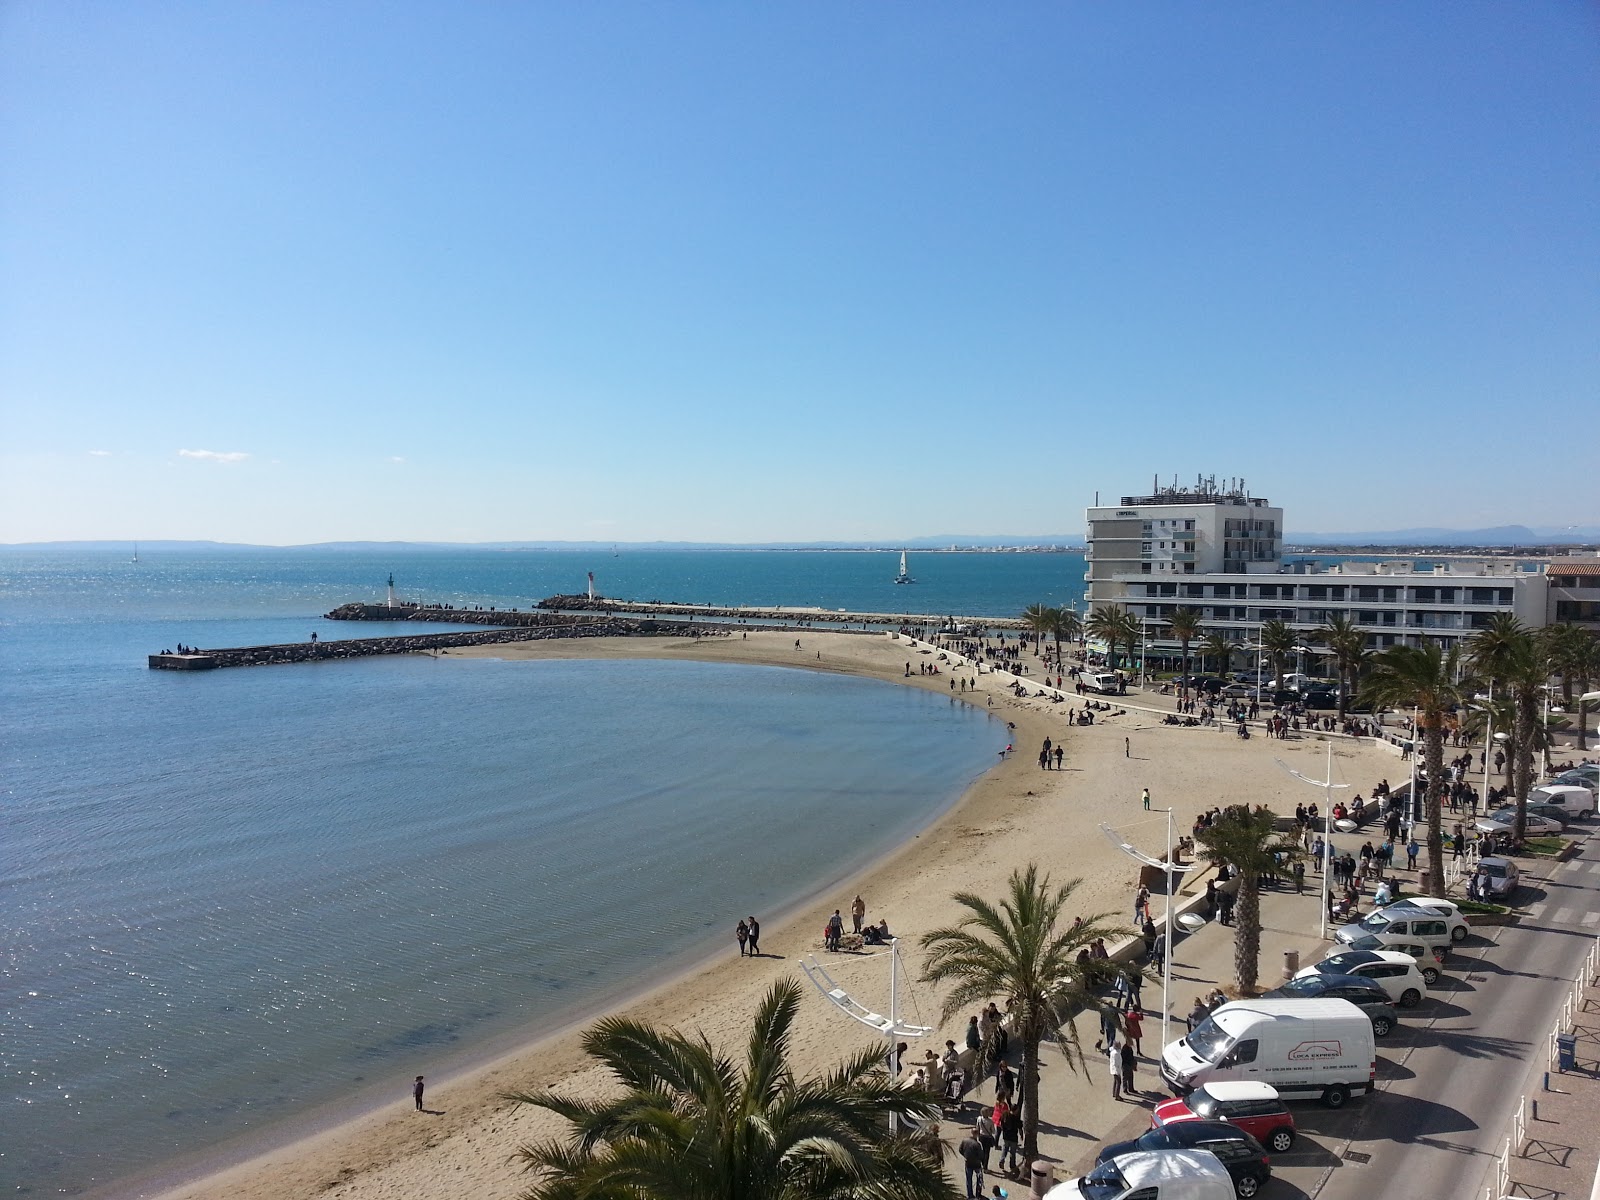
1160 998 1376 1109
1082 670 1122 695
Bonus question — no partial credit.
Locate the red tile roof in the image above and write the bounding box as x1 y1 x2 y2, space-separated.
1549 561 1600 576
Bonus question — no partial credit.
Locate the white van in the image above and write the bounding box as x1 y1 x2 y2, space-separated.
1160 998 1376 1109
1082 670 1123 695
1048 1149 1234 1200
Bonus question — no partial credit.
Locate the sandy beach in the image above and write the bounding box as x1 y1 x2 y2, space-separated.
144 629 1399 1200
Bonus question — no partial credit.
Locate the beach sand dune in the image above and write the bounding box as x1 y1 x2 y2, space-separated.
145 630 1395 1200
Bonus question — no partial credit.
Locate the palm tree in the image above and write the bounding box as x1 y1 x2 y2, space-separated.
504 979 948 1200
1545 624 1600 752
1362 643 1465 896
1459 692 1516 794
1050 606 1084 665
1313 614 1368 721
1199 631 1235 678
1259 619 1297 687
1468 616 1550 841
1086 604 1139 671
1167 608 1203 693
1021 603 1056 654
920 865 1119 1164
1193 805 1304 994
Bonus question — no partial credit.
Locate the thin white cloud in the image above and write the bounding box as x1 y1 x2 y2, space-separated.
388 455 407 464
178 449 250 463
88 449 111 456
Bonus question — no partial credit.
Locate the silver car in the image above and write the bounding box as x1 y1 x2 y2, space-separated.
1473 856 1520 899
1473 807 1563 837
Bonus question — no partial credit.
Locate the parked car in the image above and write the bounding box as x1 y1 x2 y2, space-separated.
1297 949 1429 1007
1549 765 1599 791
1152 1082 1298 1152
1335 902 1456 962
1263 973 1401 1036
1097 1122 1273 1198
1525 802 1571 830
1473 855 1521 899
1336 934 1445 985
1386 896 1471 942
1051 1149 1236 1200
1528 784 1596 820
1220 683 1261 699
1475 807 1564 837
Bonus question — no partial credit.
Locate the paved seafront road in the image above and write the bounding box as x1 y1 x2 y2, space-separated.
1266 831 1600 1199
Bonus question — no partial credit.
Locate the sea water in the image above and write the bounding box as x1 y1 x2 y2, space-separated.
0 550 1077 1195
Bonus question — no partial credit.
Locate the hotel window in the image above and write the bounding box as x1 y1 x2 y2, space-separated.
1306 586 1326 600
1414 587 1436 603
1357 611 1379 624
1258 585 1278 599
1383 588 1399 603
1356 586 1379 602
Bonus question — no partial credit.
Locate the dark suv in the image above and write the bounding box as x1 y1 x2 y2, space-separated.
1097 1120 1272 1197
1264 972 1400 1036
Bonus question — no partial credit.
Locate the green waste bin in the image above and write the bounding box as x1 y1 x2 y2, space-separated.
1558 1032 1576 1071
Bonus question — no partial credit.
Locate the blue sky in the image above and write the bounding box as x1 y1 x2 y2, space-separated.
2 3 1596 543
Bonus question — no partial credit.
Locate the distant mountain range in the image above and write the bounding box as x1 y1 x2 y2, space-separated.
7 526 1598 552
1287 525 1600 547
1 536 1089 552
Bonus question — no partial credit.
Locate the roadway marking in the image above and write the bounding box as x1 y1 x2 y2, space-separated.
1589 861 1600 875
1525 903 1547 920
1553 908 1576 924
1584 912 1600 927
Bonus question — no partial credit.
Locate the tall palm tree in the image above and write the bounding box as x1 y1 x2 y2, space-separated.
1021 603 1056 654
1313 614 1368 722
1545 624 1600 752
1193 805 1304 994
1050 606 1084 665
1259 619 1297 687
1362 643 1465 896
1468 616 1549 841
1199 631 1235 678
1086 604 1139 672
1167 608 1203 692
920 865 1119 1164
1459 692 1516 794
504 980 948 1200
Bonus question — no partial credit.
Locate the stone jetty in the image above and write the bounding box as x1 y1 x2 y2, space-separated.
148 617 695 670
322 602 562 625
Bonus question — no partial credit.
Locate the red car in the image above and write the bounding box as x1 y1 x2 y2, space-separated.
1152 1081 1297 1153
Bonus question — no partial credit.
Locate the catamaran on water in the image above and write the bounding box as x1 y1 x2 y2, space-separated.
894 550 914 584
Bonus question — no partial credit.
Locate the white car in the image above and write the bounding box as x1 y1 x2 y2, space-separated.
1336 902 1458 959
1354 897 1470 944
1336 933 1445 985
1529 785 1595 820
1298 949 1429 1007
1475 808 1564 838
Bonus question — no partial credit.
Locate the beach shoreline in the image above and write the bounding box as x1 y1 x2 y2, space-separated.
132 628 1396 1200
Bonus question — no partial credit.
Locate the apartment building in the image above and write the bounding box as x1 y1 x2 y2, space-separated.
1085 482 1552 657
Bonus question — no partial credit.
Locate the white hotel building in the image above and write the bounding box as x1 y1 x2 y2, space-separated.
1084 481 1554 661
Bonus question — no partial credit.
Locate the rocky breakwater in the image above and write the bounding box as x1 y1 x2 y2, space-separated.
323 603 561 625
147 618 711 670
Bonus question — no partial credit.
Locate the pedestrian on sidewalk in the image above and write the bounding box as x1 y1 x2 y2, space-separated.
1108 1038 1123 1101
1142 787 1151 810
1407 836 1419 870
998 1104 1023 1177
1292 861 1305 894
1134 884 1151 924
1124 1007 1144 1055
1120 1040 1136 1094
959 1128 986 1198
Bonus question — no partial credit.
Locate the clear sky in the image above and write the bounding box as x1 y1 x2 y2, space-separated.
2 3 1596 543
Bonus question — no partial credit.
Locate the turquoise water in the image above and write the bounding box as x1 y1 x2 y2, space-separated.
0 550 1069 1195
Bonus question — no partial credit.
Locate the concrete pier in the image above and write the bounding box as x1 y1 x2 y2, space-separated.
535 594 1027 630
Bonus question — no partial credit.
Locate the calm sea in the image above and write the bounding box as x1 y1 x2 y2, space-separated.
0 549 1084 1196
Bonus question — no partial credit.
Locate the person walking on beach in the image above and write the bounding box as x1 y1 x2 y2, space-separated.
745 916 760 956
1141 787 1151 811
413 1075 425 1111
1125 736 1130 758
736 919 749 956
826 909 844 951
851 895 866 933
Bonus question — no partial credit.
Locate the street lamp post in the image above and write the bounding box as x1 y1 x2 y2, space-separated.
1278 742 1350 939
1101 811 1189 1048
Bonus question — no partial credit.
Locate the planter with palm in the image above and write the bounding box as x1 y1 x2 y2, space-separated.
1199 631 1235 679
920 865 1120 1165
1192 805 1304 994
504 979 948 1200
1362 643 1465 896
1087 604 1139 672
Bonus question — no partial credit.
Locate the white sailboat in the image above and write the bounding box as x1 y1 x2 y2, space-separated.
894 550 914 584
131 543 140 563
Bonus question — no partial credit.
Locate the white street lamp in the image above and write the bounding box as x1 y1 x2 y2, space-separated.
1277 743 1350 939
1100 812 1192 1048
